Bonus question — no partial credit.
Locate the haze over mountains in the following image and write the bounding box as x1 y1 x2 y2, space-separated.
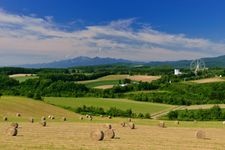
19 55 225 68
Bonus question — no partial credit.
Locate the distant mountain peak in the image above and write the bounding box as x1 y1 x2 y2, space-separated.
18 55 225 68
19 56 139 68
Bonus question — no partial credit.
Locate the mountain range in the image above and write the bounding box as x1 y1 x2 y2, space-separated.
19 55 225 68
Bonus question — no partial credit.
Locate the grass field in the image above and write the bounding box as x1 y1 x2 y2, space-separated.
78 75 128 84
9 74 38 82
44 97 174 115
77 75 127 88
189 77 225 84
124 90 170 95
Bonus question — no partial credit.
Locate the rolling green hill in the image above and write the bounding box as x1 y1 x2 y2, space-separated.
44 97 175 115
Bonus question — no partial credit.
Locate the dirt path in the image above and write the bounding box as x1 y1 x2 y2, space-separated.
151 106 187 119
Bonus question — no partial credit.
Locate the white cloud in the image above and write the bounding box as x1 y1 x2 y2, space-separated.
0 10 224 65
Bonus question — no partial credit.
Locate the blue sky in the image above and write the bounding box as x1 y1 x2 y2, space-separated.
0 0 225 65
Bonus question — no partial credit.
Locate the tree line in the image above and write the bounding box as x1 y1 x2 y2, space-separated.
167 105 225 121
75 105 151 119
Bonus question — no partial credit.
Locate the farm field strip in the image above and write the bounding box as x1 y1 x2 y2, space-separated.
83 80 119 88
44 97 173 114
127 75 161 82
77 75 128 84
181 104 225 110
94 85 114 89
9 74 38 82
189 77 225 84
77 75 161 88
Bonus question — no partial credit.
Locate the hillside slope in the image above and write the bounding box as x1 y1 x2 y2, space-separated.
0 96 78 121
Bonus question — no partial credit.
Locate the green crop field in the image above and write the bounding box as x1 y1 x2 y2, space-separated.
1 96 225 128
83 80 119 88
77 75 128 88
78 74 160 88
44 97 174 115
124 90 170 95
78 75 128 84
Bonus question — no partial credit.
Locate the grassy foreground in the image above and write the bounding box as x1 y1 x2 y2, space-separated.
1 122 225 150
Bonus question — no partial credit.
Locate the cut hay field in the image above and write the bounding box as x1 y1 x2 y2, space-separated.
1 96 225 149
44 97 174 115
9 74 38 82
1 122 225 150
94 85 114 89
189 77 225 84
127 75 161 82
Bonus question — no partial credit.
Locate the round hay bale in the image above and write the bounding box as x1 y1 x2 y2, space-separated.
30 117 34 123
10 122 19 129
108 116 112 119
90 130 104 141
175 121 179 125
41 116 46 121
62 117 66 121
120 122 126 127
104 129 115 139
50 116 55 120
40 120 46 127
128 118 132 122
16 113 21 117
86 115 89 118
89 116 93 121
104 124 112 129
48 115 51 119
222 121 225 125
195 130 205 139
159 121 166 128
79 116 84 120
6 127 17 136
128 122 135 129
3 116 7 121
